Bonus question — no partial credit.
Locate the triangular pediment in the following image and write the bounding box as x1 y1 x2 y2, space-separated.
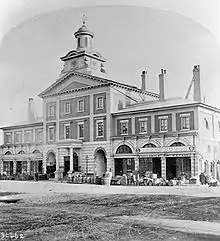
39 72 103 97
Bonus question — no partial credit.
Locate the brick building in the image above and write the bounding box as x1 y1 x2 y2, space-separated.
1 19 220 181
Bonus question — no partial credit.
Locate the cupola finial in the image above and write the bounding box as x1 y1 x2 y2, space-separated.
82 14 87 26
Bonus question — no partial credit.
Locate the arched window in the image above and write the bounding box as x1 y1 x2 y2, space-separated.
116 145 132 154
78 38 81 48
33 150 40 154
143 143 156 148
5 151 12 155
85 37 88 47
170 142 185 147
18 150 25 154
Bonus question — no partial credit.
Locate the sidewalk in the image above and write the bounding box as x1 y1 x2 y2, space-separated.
118 216 220 236
0 180 220 197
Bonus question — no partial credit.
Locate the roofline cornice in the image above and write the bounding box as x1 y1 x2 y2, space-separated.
38 71 159 99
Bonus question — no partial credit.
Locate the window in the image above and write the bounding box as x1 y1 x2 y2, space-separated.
96 120 104 138
96 97 104 110
159 117 168 132
48 126 54 141
85 37 88 47
36 129 43 142
204 118 209 129
64 102 70 114
15 132 21 143
78 38 81 47
48 105 54 117
78 100 84 112
64 124 70 139
24 130 32 143
180 114 190 130
120 120 129 135
5 133 12 144
78 122 84 139
139 119 147 133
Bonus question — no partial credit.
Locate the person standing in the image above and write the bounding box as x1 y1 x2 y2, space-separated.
105 168 112 186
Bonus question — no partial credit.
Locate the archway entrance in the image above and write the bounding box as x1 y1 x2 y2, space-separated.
95 149 107 177
166 142 191 180
46 152 56 178
115 145 134 176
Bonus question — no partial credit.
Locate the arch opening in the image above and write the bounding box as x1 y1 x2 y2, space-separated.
95 148 107 177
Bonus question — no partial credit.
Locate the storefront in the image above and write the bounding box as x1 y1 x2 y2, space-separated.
137 144 195 180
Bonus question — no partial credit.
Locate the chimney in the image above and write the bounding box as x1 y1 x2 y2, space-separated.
28 98 36 122
193 65 201 102
159 69 166 101
141 70 147 91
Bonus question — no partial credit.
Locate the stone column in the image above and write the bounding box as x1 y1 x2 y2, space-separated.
13 160 17 175
68 147 74 178
27 159 31 174
134 157 139 171
161 155 166 179
54 149 60 180
0 160 3 175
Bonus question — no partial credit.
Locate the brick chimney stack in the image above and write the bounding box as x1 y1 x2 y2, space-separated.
28 98 36 122
193 65 201 102
141 70 147 91
159 69 166 101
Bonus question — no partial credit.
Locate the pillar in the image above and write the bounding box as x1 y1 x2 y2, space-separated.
213 161 217 179
191 154 199 178
161 155 166 179
0 160 3 174
27 159 31 174
134 157 139 171
68 147 74 177
13 160 17 175
54 149 61 180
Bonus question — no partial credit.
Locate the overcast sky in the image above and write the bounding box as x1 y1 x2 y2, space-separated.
0 0 219 132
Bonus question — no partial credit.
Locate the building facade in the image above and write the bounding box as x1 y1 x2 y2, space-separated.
1 20 220 181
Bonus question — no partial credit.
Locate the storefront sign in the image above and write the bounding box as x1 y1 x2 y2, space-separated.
137 146 195 154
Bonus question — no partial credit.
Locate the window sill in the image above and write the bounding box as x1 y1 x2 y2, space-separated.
77 110 84 113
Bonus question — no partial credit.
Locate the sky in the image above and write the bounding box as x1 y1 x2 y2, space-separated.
0 0 220 134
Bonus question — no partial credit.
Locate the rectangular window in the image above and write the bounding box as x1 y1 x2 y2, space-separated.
139 119 147 133
36 129 43 142
78 122 84 139
64 102 70 114
96 97 104 110
5 133 12 144
48 105 55 117
78 100 84 112
180 115 190 130
64 124 70 139
48 126 54 141
120 120 129 135
15 132 21 143
96 120 104 138
159 117 168 132
24 130 32 143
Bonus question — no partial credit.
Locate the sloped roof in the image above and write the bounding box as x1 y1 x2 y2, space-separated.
38 71 159 99
113 97 198 115
0 119 43 130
